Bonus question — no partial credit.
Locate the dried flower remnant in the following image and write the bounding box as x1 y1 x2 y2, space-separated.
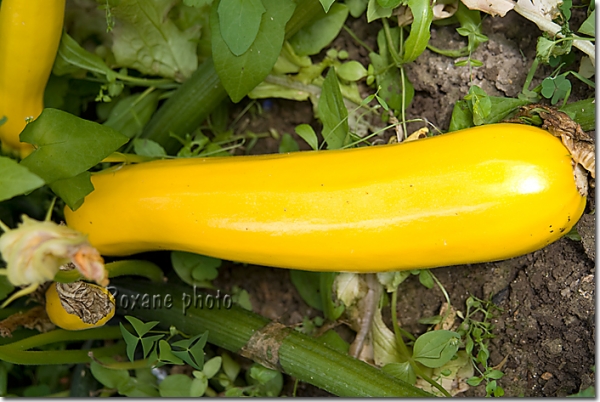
0 216 107 307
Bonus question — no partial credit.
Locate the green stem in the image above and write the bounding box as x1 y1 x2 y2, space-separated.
141 0 324 154
343 25 374 54
113 280 432 397
0 342 125 365
101 152 160 164
426 43 468 58
6 326 123 351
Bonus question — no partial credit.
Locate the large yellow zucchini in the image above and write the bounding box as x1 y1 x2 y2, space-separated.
64 123 585 272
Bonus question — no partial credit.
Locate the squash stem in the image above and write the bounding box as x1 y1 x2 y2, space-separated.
113 279 432 397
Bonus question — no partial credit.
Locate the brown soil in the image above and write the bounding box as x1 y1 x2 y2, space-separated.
215 9 595 397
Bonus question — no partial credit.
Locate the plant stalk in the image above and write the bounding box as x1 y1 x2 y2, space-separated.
113 279 432 397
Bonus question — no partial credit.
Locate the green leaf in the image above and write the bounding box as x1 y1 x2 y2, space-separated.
294 124 318 150
212 0 296 102
104 92 161 139
158 374 193 397
382 362 417 385
369 28 414 112
337 60 368 81
50 172 95 211
345 0 368 18
317 68 350 149
412 330 460 368
202 356 222 379
218 0 265 56
289 270 323 311
54 33 115 79
171 251 222 286
366 0 393 22
560 98 595 131
141 335 164 359
320 0 336 12
171 332 208 370
466 376 483 386
247 364 284 396
418 270 434 289
278 133 300 153
125 315 160 337
289 3 349 56
111 0 200 81
448 100 473 131
158 340 184 365
189 375 208 397
401 0 433 63
578 10 595 36
0 157 44 202
133 139 167 158
377 0 401 7
486 369 504 380
463 85 491 126
317 330 350 353
19 109 128 207
541 75 571 105
90 361 130 390
221 352 241 381
119 323 140 362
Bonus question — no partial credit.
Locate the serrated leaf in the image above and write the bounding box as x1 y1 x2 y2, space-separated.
382 362 417 385
318 68 349 150
111 0 200 81
19 108 128 184
294 124 318 150
0 157 44 202
212 0 296 102
133 138 167 157
413 330 460 368
158 374 193 397
289 3 348 56
218 0 265 56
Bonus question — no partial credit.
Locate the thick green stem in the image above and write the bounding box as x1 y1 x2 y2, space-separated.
6 326 123 351
140 0 324 154
113 280 432 397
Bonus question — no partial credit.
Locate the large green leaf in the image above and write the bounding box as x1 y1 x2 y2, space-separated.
211 0 296 102
218 0 265 56
0 157 44 202
111 0 200 81
289 3 348 56
19 109 128 210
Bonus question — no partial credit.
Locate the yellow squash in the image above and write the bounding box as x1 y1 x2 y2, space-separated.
0 0 66 157
64 123 586 272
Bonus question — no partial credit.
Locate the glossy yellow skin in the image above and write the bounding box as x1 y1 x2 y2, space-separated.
65 124 585 272
45 282 115 331
0 0 66 157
